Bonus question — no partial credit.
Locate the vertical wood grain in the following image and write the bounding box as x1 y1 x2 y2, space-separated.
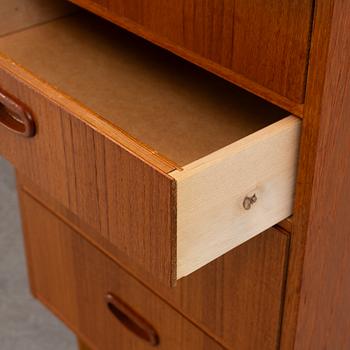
20 192 225 350
280 0 350 348
172 227 289 350
18 177 289 350
68 0 314 112
0 62 176 286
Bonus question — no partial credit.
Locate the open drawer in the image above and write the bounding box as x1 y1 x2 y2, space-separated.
0 2 301 285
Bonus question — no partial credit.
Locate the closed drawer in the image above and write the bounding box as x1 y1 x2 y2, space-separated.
20 192 225 350
0 8 300 285
69 0 313 113
18 177 290 350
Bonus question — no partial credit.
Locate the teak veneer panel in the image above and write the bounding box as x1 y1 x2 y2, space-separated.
20 192 225 350
0 12 286 166
19 183 289 350
0 8 299 284
281 0 350 348
0 59 176 286
68 0 314 113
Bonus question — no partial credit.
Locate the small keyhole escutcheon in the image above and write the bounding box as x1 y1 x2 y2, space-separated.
243 194 257 210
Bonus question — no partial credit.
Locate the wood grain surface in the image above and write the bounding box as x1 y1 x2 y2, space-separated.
280 1 350 349
20 191 225 350
278 217 293 234
0 59 176 286
172 116 300 278
77 339 91 350
0 54 176 173
0 12 294 284
18 178 290 350
68 0 314 114
3 1 349 349
0 12 286 167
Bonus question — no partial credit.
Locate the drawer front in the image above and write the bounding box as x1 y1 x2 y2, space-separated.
19 179 289 350
0 59 176 286
69 0 313 111
165 226 289 350
20 192 224 350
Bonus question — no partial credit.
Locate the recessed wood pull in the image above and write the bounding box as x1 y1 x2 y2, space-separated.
105 293 159 346
0 88 35 137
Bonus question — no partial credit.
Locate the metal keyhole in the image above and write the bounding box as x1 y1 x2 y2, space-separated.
243 194 257 210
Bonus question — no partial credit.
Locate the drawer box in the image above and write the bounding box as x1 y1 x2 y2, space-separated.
20 192 225 350
0 7 300 285
68 0 313 113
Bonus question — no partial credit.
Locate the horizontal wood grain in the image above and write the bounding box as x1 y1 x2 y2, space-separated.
18 178 290 350
20 192 225 350
68 0 314 113
172 116 300 278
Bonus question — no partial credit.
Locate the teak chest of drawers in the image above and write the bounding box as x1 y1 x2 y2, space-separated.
1 0 350 349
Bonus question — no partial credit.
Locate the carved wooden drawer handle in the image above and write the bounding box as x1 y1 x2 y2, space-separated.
105 293 159 346
0 88 35 137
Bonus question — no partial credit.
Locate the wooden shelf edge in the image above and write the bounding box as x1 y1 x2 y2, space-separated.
68 0 305 118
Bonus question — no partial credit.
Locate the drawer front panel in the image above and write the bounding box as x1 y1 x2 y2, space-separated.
69 0 313 110
19 179 289 350
0 60 176 285
20 192 224 350
165 226 289 350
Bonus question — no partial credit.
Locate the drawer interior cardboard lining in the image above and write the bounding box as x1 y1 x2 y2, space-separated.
0 8 288 166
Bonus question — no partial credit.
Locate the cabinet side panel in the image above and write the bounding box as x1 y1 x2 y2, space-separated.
281 0 350 348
